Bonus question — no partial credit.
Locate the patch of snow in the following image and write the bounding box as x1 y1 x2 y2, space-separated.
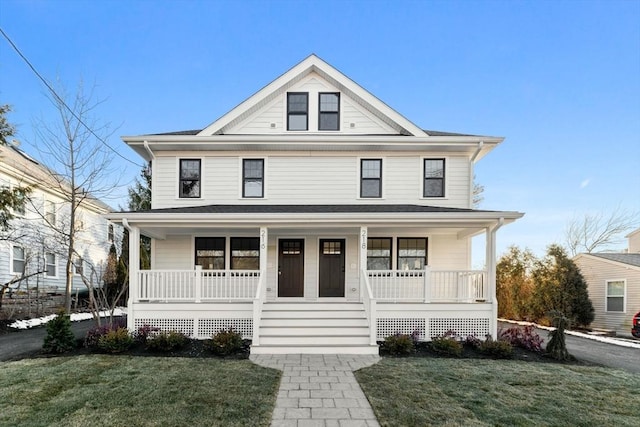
8 308 127 330
499 318 640 349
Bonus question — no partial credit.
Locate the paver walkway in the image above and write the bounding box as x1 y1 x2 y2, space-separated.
251 354 381 427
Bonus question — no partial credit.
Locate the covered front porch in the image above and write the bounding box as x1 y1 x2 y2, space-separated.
111 205 521 353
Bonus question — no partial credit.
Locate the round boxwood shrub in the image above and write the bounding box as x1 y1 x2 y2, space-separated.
206 328 243 355
97 327 133 353
430 334 463 357
146 330 189 352
383 333 415 356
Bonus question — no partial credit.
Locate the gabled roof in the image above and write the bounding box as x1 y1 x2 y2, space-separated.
588 253 640 268
198 54 427 137
0 144 112 213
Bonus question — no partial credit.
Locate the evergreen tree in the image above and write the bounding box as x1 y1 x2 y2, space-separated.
496 246 536 320
43 310 76 353
531 244 595 327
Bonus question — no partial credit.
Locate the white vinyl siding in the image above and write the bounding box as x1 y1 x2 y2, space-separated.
575 255 640 335
154 236 193 269
152 153 471 208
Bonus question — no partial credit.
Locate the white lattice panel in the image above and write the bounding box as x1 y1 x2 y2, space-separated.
198 318 253 339
377 318 426 340
134 318 194 337
429 318 489 339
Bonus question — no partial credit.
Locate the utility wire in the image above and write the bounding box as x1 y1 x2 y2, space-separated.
0 27 144 168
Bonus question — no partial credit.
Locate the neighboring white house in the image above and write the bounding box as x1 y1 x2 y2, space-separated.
107 54 524 354
0 143 116 293
574 229 640 337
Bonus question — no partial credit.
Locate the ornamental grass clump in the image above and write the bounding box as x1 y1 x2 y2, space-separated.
146 330 189 352
478 336 513 359
206 328 243 355
97 327 133 353
429 331 462 357
43 310 76 354
383 333 415 356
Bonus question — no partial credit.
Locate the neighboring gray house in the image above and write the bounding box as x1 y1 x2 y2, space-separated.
574 229 640 336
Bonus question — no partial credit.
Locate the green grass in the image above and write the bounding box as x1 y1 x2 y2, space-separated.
355 358 640 427
0 355 280 427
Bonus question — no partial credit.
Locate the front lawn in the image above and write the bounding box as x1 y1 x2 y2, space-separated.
355 358 640 427
0 355 280 427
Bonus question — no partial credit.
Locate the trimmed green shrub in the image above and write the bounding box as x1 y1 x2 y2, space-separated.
97 327 133 353
430 334 463 357
134 324 161 344
383 333 415 356
43 311 76 354
146 330 189 352
478 337 513 359
206 328 243 355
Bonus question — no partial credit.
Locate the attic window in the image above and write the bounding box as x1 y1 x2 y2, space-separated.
319 93 340 130
287 93 308 131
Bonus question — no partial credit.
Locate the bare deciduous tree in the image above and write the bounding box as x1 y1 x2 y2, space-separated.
565 207 639 256
32 80 118 312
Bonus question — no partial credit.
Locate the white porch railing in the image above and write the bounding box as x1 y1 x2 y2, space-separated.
367 268 487 302
137 269 261 301
252 269 267 346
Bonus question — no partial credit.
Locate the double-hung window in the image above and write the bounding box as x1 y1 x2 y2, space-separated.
195 237 225 270
179 159 201 198
11 246 25 274
231 237 260 270
367 238 392 270
319 93 340 130
45 252 57 277
398 238 427 270
45 200 56 224
361 159 382 198
287 92 308 131
74 257 84 276
108 224 114 243
423 158 445 197
243 159 264 198
606 280 625 312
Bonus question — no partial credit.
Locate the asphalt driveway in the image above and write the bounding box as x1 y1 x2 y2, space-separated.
499 321 640 374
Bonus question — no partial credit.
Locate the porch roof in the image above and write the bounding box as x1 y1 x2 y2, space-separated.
106 204 523 240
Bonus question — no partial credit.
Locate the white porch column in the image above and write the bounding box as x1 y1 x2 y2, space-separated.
127 224 140 331
486 218 504 339
259 227 268 273
359 226 368 298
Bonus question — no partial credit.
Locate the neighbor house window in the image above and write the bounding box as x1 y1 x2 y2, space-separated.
231 237 260 270
195 237 225 270
423 158 445 197
361 159 382 198
287 92 308 131
108 224 114 243
319 92 340 130
179 159 201 198
367 238 392 270
11 246 25 274
45 200 56 224
243 159 264 198
74 257 84 276
45 252 57 277
606 280 625 312
397 238 427 270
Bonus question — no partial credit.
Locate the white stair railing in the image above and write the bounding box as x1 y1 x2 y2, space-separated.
360 269 377 345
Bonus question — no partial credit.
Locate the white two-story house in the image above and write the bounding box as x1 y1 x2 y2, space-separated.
108 55 523 354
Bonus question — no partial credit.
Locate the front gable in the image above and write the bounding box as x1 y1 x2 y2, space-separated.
199 54 427 137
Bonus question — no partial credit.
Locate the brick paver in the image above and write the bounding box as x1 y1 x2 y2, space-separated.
251 354 381 427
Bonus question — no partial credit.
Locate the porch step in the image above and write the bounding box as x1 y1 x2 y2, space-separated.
252 301 378 355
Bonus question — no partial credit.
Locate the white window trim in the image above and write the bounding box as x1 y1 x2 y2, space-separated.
44 199 57 225
9 244 26 275
605 279 626 313
356 157 385 200
73 257 84 276
419 156 449 200
176 157 204 200
238 157 267 199
45 252 58 279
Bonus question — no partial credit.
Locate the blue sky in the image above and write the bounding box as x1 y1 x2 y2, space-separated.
1 0 639 263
